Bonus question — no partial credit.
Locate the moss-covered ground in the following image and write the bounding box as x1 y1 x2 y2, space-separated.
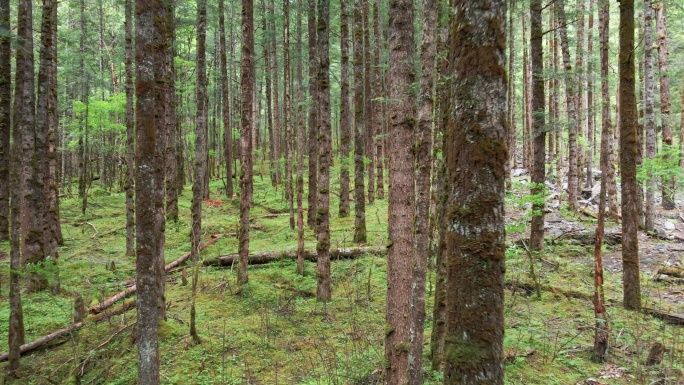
0 166 683 384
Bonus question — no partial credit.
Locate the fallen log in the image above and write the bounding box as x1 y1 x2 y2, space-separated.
0 322 84 362
204 246 386 267
643 308 684 326
551 230 621 246
90 233 225 315
656 267 684 278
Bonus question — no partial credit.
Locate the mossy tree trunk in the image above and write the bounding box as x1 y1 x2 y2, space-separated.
0 0 8 243
338 0 351 218
643 0 656 232
363 0 374 205
315 0 332 302
220 0 233 198
656 0 674 210
443 0 507 383
238 0 254 287
352 0 366 244
529 0 545 251
124 0 135 257
307 0 318 228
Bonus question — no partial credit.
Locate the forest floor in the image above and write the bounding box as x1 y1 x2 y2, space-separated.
0 167 684 384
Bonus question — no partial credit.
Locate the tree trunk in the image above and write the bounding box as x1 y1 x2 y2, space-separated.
353 0 366 244
315 0 332 302
373 0 384 200
585 0 595 191
284 0 294 231
363 0 374 205
643 0 656 231
575 0 586 196
409 1 435 382
338 0 351 218
619 0 641 311
529 0 545 251
307 0 318 228
444 1 506 383
656 1 674 210
164 0 178 222
38 0 60 294
506 0 516 187
238 0 254 287
135 0 165 381
385 0 416 382
0 0 8 242
124 0 135 257
296 3 306 275
557 0 579 211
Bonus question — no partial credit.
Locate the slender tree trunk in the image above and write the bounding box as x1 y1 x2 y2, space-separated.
238 0 254 287
124 0 135 257
643 0 656 231
164 0 178 222
656 1 674 210
296 0 306 275
353 0 366 244
506 0 516 186
384 0 416 381
593 4 611 362
444 1 506 383
575 0 586 196
307 0 318 228
269 0 281 186
373 0 384 200
0 0 8 242
363 1 374 205
529 0 545 251
585 0 595 190
135 0 165 380
315 0 332 302
284 0 294 231
221 0 233 198
619 0 641 311
409 0 435 382
599 5 618 220
557 0 579 211
338 0 351 217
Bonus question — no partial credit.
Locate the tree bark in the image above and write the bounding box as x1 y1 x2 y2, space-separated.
585 0 595 191
38 0 60 294
363 0 374 205
164 0 178 222
655 1 674 210
557 0 579 211
372 0 384 200
353 0 367 244
643 0 656 232
338 0 351 218
384 0 416 382
444 1 507 383
529 0 545 251
238 0 254 287
135 0 165 381
619 0 641 311
284 0 294 231
307 0 318 228
0 0 8 242
315 0 332 302
124 0 135 257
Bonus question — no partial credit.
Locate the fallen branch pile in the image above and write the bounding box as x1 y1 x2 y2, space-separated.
203 246 385 267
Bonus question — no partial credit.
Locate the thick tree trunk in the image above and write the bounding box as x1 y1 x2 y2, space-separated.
353 0 367 244
643 0 656 231
315 0 332 302
529 0 545 251
338 0 351 218
444 1 507 383
38 0 60 294
619 0 641 311
164 0 178 222
384 0 416 382
135 0 166 381
238 0 254 287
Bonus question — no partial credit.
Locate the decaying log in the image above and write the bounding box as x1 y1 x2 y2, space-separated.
505 280 592 301
90 233 225 314
656 267 684 278
203 246 386 267
0 322 84 362
551 230 622 246
89 299 136 323
643 307 684 325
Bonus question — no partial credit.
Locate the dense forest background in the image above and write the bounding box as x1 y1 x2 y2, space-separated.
1 0 684 384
